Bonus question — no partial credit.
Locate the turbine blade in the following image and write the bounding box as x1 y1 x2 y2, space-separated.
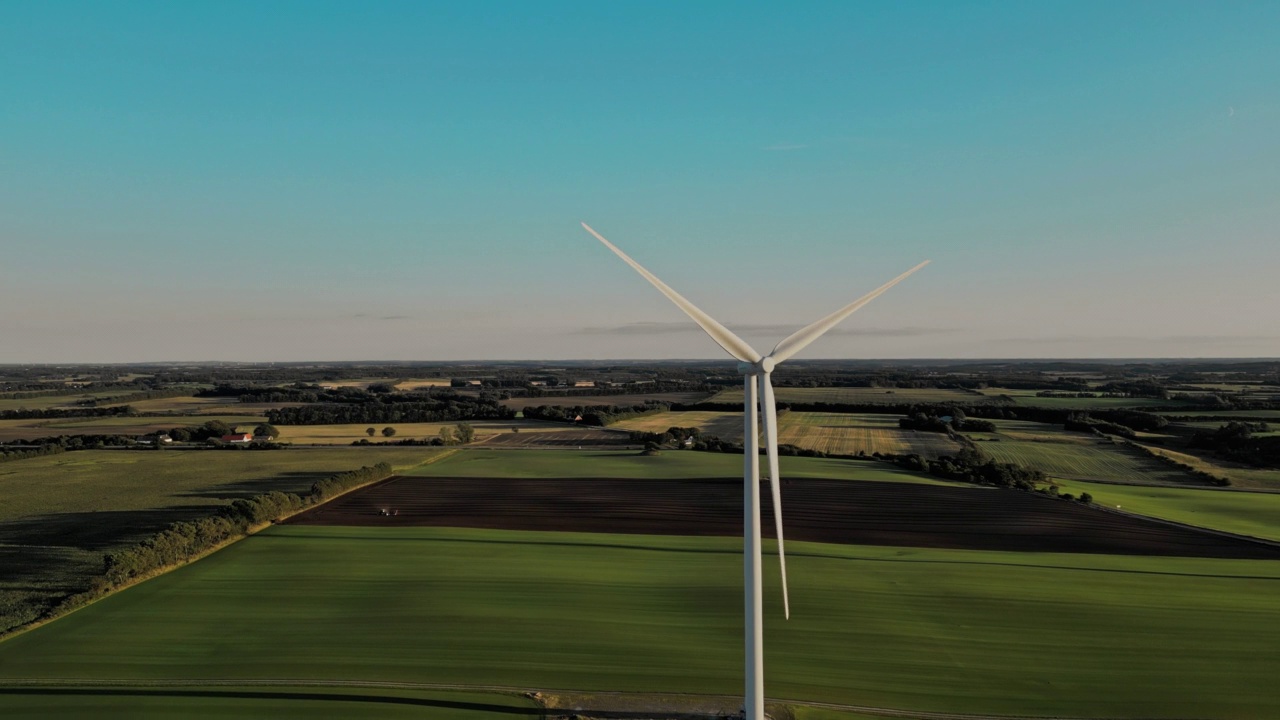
582 222 762 364
768 261 930 364
759 373 790 620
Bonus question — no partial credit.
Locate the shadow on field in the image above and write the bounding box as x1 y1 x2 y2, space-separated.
175 470 337 500
0 545 90 587
0 688 544 715
270 533 1280 582
0 507 219 551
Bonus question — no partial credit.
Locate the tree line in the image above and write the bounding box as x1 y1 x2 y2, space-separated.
266 397 513 425
98 464 392 595
1188 422 1280 469
0 406 132 421
522 402 669 426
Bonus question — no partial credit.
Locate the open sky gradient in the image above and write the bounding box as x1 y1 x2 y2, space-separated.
2 1 1277 362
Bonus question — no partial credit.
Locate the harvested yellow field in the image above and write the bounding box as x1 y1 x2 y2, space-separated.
610 411 743 439
776 412 961 459
276 419 567 445
394 378 452 390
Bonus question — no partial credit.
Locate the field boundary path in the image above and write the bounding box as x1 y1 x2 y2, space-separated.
0 678 1207 720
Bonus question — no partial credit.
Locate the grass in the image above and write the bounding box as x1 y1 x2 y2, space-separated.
776 412 960 459
1051 479 1280 542
0 685 537 719
0 448 447 634
968 420 1203 486
0 525 1277 719
402 448 955 485
706 387 990 406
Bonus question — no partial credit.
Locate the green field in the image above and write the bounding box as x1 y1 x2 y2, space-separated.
0 390 126 412
1052 479 1280 542
1 525 1277 719
1130 441 1280 491
705 386 993 406
0 448 447 634
0 685 537 720
967 420 1203 486
975 388 1191 409
1159 410 1280 420
0 414 268 442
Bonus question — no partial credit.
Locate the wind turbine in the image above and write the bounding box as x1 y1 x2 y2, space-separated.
582 222 928 720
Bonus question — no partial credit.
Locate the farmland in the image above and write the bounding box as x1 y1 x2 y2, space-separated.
399 448 954 484
0 390 130 412
610 410 743 439
104 395 299 415
0 448 446 634
973 388 1191 409
290 474 1279 558
705 386 992 406
1050 479 1280 542
967 420 1205 486
275 419 569 445
1129 441 1280 491
776 412 961 458
0 414 268 442
1 525 1277 719
501 392 710 410
0 685 539 720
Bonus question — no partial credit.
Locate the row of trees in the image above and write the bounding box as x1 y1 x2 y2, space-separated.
523 402 669 426
354 423 476 444
0 406 131 420
890 447 1051 492
898 410 996 433
266 397 513 425
1188 422 1280 469
0 444 65 463
100 463 393 588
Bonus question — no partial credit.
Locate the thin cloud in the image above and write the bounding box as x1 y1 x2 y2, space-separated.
380 315 410 321
993 334 1279 345
576 322 952 338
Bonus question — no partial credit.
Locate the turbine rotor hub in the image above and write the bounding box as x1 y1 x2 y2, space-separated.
737 357 776 376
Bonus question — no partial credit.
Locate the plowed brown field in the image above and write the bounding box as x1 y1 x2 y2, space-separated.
286 476 1280 559
479 428 635 448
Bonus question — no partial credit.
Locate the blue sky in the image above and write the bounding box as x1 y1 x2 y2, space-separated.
2 1 1277 362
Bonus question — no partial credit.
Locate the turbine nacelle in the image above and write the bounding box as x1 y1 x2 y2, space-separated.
737 357 776 376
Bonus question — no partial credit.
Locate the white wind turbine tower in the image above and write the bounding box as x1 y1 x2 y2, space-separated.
582 222 928 720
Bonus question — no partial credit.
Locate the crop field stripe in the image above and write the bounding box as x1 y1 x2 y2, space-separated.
286 475 1280 559
2 526 1279 719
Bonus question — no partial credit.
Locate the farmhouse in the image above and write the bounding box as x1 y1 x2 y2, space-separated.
221 433 253 444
